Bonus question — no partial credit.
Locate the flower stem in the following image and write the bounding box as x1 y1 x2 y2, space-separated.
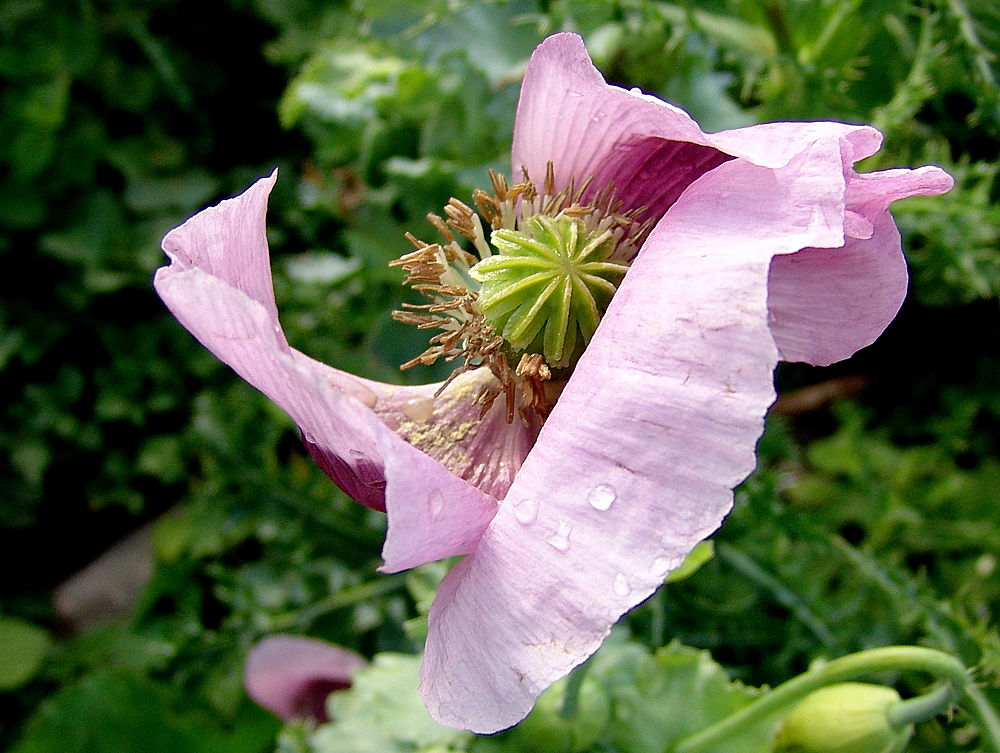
674 646 971 753
886 683 954 729
964 682 1000 752
269 574 408 631
559 658 593 720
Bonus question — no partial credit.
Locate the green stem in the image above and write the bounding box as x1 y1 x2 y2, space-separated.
887 683 954 728
269 574 408 631
964 682 1000 752
559 658 593 720
674 646 970 753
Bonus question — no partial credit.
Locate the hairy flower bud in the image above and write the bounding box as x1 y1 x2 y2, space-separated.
771 683 913 753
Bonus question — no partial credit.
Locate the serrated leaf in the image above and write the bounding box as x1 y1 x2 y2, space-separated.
601 642 770 753
307 654 472 753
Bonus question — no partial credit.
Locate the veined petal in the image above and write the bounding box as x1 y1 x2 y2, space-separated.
371 405 501 574
155 175 531 531
512 34 891 252
512 33 731 223
155 262 389 510
371 368 541 504
244 635 367 721
161 170 284 327
767 165 954 365
421 154 847 733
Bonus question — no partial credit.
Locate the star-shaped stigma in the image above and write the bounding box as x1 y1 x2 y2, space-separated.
471 214 629 368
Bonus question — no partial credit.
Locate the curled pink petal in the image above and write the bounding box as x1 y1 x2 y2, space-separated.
244 635 367 721
372 368 541 503
421 152 860 734
372 407 500 574
767 166 954 365
513 33 730 224
154 254 388 510
155 175 527 524
155 173 388 510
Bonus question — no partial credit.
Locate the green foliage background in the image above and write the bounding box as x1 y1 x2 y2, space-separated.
1 0 998 750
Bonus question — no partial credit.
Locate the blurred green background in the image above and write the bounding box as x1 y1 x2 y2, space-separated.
1 0 998 750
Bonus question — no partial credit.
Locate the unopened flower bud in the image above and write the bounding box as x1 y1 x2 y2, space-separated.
513 673 611 752
772 683 913 753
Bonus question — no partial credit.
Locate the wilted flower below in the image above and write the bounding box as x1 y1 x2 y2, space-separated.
155 33 953 734
244 635 367 722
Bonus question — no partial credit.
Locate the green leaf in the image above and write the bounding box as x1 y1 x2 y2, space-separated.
10 669 277 753
0 615 50 690
597 641 768 753
306 654 472 753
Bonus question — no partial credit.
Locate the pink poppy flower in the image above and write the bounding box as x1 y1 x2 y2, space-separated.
155 33 952 734
244 635 367 721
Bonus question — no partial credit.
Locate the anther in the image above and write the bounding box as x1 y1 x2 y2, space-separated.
426 213 456 244
444 198 478 241
472 188 500 227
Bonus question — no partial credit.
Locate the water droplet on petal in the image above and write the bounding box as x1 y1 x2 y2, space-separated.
567 90 584 98
402 397 434 423
548 521 572 553
651 557 674 577
428 490 444 519
512 497 539 525
591 110 606 122
613 573 631 596
587 484 616 511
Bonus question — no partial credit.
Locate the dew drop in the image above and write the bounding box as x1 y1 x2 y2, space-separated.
402 397 434 423
428 490 445 519
587 484 616 511
613 573 631 596
567 90 584 98
591 110 606 122
512 497 539 526
651 557 673 577
548 520 572 552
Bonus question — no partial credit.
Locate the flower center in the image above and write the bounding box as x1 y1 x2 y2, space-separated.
471 215 627 369
390 164 649 422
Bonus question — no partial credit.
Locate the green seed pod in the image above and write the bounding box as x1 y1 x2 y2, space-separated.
772 683 913 753
471 214 627 368
512 673 611 753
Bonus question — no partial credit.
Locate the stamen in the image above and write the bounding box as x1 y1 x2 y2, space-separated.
490 170 509 201
389 245 446 285
390 161 647 425
515 353 552 423
426 213 457 244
